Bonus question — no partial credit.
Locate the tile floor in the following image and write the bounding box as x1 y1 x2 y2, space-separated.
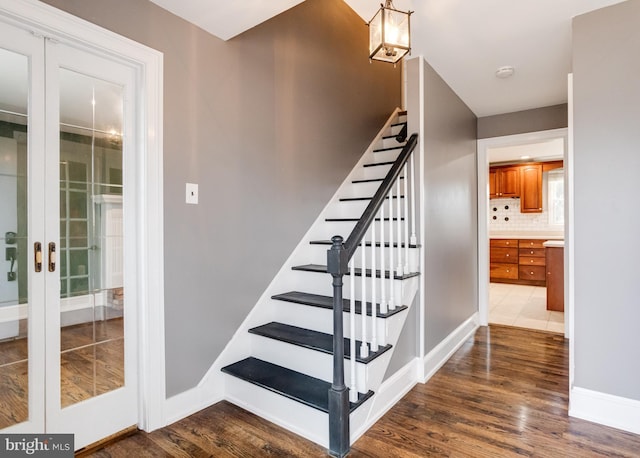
489 282 565 334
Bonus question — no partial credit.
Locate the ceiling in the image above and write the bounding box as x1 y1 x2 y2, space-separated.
488 138 564 164
149 0 626 117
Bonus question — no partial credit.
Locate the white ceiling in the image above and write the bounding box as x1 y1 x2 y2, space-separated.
149 0 626 117
488 138 564 164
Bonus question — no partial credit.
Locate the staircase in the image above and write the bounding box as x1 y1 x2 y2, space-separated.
220 110 419 455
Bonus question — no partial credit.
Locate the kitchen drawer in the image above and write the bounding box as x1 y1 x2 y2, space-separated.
519 256 546 266
490 239 517 248
518 239 545 249
490 247 518 264
518 265 546 281
490 263 519 280
519 247 545 258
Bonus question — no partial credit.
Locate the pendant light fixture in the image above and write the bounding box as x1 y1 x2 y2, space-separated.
368 0 413 65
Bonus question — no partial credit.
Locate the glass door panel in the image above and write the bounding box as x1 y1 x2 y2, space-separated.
0 46 29 429
58 68 125 408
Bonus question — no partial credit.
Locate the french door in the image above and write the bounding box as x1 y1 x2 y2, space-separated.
0 16 138 449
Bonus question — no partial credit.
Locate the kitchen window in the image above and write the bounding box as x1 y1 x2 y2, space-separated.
548 169 564 226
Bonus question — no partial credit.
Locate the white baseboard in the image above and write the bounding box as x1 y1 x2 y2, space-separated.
570 386 640 435
351 358 418 442
164 386 223 426
421 313 478 383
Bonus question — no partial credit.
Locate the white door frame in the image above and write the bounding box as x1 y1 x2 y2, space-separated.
0 0 166 433
476 127 570 339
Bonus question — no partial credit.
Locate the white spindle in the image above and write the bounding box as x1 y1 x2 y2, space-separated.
395 179 403 276
379 196 387 315
349 258 357 402
359 240 368 359
403 163 410 274
410 153 417 247
387 186 395 310
370 218 378 352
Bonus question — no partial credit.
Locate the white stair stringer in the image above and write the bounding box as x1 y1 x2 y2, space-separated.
177 109 419 450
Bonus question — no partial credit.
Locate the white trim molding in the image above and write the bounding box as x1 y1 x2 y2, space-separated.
570 387 640 435
351 358 419 443
421 313 479 383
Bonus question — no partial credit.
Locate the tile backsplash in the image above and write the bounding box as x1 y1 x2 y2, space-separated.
489 197 561 232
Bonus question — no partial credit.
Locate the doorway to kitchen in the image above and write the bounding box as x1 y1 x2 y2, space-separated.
477 128 569 336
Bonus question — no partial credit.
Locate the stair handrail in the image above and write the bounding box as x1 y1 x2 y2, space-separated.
326 132 417 457
343 133 417 259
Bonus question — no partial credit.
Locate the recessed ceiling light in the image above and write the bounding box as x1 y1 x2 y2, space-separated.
520 155 530 160
496 66 515 79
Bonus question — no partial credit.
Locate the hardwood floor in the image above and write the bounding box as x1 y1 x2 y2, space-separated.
0 317 124 428
82 325 640 457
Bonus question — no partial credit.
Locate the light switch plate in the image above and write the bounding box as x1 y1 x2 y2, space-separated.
186 183 198 204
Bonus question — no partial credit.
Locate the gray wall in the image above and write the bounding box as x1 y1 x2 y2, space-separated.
407 58 478 355
477 104 567 139
572 0 640 401
43 0 401 396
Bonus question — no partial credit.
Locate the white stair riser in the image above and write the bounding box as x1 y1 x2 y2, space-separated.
313 220 410 242
368 149 401 164
350 163 393 182
341 180 405 198
267 298 410 343
389 124 404 136
250 334 389 388
224 375 329 447
327 198 408 219
380 137 406 149
283 269 416 301
305 244 419 270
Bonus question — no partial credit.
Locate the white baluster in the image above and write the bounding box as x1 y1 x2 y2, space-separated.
370 217 378 352
359 239 369 359
410 153 417 247
387 186 395 311
379 196 387 315
349 257 357 403
403 163 410 274
395 179 403 276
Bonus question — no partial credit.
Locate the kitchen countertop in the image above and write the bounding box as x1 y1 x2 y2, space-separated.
490 231 564 240
543 240 565 248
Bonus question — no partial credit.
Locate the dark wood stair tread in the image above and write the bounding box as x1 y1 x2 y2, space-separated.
363 160 395 168
390 121 407 128
221 357 373 413
325 217 405 222
339 195 404 201
373 145 404 152
271 291 408 318
249 322 391 364
352 176 404 184
292 264 420 280
309 240 419 249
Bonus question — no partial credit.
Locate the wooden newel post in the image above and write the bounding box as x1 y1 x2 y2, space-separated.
327 235 350 457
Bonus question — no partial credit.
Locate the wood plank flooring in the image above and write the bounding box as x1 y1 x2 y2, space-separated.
81 325 640 457
0 317 124 428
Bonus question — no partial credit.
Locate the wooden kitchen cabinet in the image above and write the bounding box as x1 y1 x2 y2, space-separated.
489 166 520 198
520 163 543 213
546 246 564 311
489 239 518 281
490 239 546 286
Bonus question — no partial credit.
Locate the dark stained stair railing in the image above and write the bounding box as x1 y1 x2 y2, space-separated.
326 133 418 457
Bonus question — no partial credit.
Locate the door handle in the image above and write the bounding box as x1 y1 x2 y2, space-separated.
34 242 42 272
48 242 56 273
